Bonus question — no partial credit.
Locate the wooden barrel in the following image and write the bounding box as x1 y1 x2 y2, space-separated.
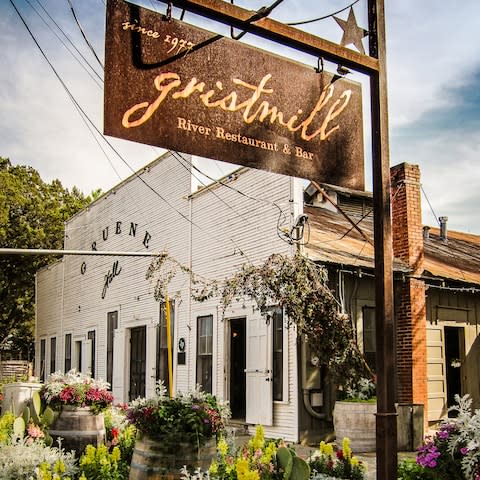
129 436 217 480
49 406 105 456
333 400 377 452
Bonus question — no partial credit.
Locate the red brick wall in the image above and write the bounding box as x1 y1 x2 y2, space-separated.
391 163 428 425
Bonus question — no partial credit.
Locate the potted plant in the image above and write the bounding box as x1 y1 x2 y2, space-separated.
126 382 230 478
333 377 376 453
39 370 113 455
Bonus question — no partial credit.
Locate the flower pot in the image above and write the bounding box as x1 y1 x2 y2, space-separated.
333 401 376 452
49 406 105 456
2 382 42 416
129 435 217 480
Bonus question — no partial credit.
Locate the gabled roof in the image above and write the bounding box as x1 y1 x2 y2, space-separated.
304 185 480 286
423 228 480 285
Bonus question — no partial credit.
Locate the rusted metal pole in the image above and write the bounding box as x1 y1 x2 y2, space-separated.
368 1 398 479
156 1 398 475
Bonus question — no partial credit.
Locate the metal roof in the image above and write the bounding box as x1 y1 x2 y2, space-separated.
304 205 410 273
423 228 480 285
305 205 480 286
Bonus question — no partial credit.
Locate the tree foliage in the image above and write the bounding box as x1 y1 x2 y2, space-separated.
147 251 370 383
0 157 94 358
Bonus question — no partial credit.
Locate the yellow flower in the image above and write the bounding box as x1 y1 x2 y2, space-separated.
245 470 260 480
319 441 334 457
110 446 120 462
53 460 66 474
249 425 265 450
260 441 277 464
342 437 352 460
217 437 229 456
236 457 249 480
351 456 359 466
209 460 219 475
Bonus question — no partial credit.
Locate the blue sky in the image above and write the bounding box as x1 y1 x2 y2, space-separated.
1 0 480 233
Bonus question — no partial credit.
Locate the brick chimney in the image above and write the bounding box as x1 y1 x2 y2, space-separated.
390 163 428 425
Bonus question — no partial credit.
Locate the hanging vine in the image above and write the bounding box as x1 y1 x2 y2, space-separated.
146 251 370 383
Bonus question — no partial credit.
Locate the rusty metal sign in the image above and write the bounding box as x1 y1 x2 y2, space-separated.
104 0 365 189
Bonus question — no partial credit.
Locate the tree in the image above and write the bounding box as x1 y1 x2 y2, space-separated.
0 157 94 359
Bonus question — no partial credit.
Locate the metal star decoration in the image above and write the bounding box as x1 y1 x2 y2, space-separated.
333 7 368 55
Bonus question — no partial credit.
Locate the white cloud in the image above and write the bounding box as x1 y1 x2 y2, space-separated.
2 0 480 232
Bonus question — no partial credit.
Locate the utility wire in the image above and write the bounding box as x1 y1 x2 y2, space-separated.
421 185 441 227
66 0 104 69
287 0 360 26
10 0 251 259
184 154 291 243
10 0 119 178
230 0 285 40
30 0 103 85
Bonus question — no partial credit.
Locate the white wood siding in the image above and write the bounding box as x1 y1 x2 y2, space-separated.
36 153 302 440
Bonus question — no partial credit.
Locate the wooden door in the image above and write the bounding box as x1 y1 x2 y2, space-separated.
129 326 146 401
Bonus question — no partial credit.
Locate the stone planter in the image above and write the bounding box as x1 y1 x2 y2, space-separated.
333 400 377 452
49 406 105 456
129 435 217 480
2 382 42 416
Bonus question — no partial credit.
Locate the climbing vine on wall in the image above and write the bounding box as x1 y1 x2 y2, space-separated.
146 251 370 383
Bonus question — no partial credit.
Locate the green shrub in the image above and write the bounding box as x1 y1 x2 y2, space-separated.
0 438 77 479
397 458 431 480
0 411 15 444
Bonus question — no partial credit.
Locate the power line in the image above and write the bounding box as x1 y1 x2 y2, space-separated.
29 0 103 85
9 0 120 180
9 0 256 261
421 184 441 227
66 0 104 69
287 0 361 26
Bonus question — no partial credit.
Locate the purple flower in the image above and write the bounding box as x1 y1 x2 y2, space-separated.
192 405 200 410
460 447 469 455
417 443 441 468
437 430 449 440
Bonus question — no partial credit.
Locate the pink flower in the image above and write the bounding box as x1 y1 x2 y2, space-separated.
27 424 45 439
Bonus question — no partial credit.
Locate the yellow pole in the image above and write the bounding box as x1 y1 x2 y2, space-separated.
165 296 174 398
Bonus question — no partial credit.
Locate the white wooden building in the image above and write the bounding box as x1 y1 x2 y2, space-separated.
35 152 304 441
36 154 480 442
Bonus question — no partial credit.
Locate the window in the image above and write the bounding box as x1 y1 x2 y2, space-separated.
107 311 118 387
196 315 213 393
50 337 56 374
156 301 175 384
75 341 82 372
272 308 284 401
40 339 46 382
64 334 72 372
87 330 96 378
362 306 376 372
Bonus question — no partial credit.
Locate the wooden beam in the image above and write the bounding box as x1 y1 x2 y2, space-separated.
160 0 379 73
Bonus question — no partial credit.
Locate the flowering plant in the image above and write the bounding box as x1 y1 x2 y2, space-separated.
125 383 229 450
412 394 480 480
40 370 113 414
337 377 376 403
309 438 366 480
208 425 281 480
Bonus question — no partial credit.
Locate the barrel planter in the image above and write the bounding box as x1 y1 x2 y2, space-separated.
129 435 217 480
49 406 105 456
333 400 377 452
